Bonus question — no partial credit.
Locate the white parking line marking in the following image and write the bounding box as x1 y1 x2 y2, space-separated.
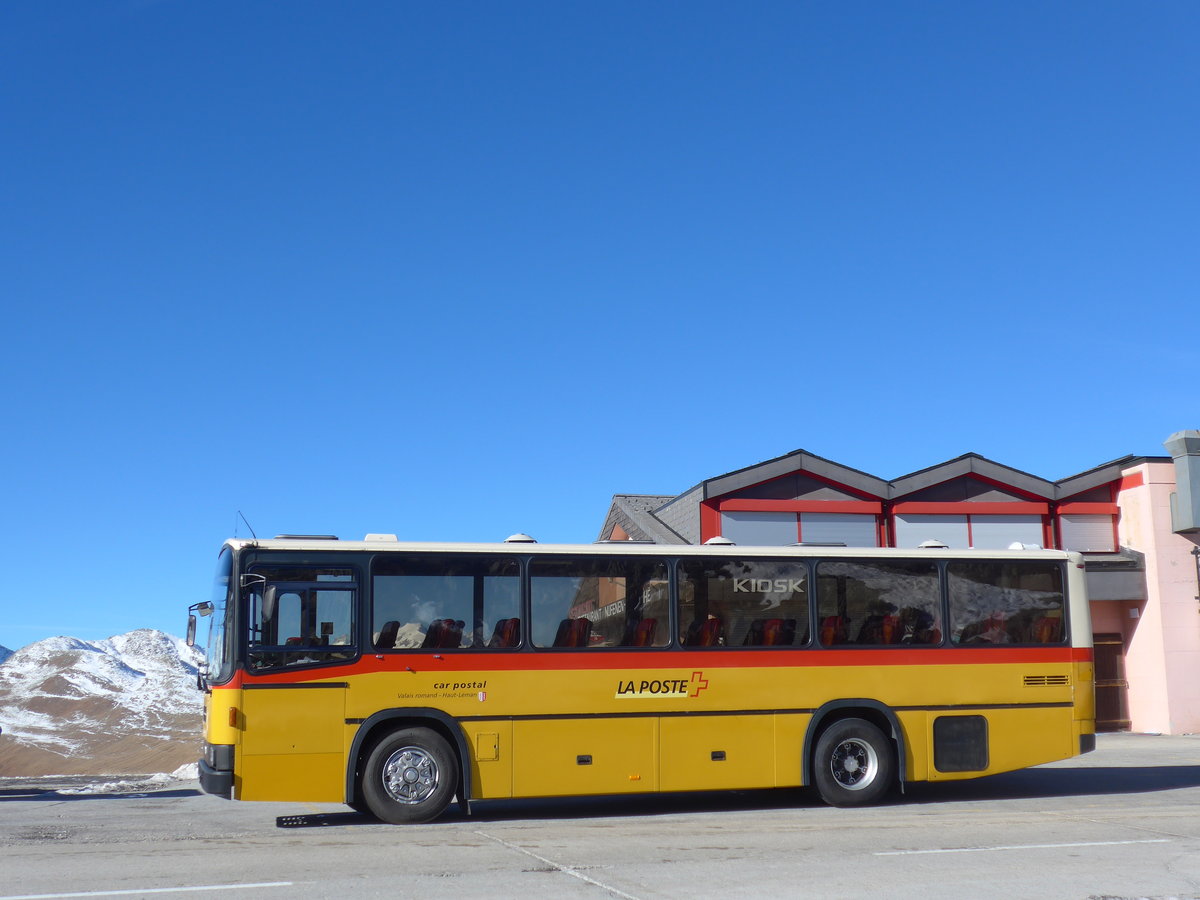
476 831 642 900
876 838 1170 856
0 882 293 900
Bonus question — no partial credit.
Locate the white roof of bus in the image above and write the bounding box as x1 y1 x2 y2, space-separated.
222 537 1077 562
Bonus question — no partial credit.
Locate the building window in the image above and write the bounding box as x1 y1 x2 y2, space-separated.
893 514 1043 549
894 515 970 548
1059 514 1117 552
800 513 877 546
967 515 1043 549
720 511 879 547
720 512 796 545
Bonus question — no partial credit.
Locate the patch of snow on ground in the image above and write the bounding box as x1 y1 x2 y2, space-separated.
54 765 199 795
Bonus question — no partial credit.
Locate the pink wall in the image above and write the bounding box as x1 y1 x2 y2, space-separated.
1117 461 1200 733
1090 600 1139 641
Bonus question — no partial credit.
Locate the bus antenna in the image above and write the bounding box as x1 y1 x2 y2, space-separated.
237 510 259 540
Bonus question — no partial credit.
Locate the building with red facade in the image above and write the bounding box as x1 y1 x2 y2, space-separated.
599 432 1200 734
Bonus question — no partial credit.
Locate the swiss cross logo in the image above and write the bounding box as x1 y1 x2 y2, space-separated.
688 671 709 698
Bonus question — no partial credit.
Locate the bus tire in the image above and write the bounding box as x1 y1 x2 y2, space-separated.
361 727 458 824
812 717 894 807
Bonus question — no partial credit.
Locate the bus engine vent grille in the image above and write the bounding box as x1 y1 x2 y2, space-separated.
1023 674 1070 686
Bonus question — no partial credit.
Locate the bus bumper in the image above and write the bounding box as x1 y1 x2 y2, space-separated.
199 759 233 798
199 743 235 798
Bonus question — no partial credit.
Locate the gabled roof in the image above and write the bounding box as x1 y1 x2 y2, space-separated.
1055 455 1139 498
597 495 686 544
889 453 1055 500
689 448 889 500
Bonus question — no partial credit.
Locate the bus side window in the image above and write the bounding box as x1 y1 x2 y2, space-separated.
816 560 940 648
371 555 520 651
678 558 808 648
530 556 670 649
246 568 357 670
948 561 1065 646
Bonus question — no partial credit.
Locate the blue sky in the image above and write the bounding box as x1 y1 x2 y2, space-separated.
1 2 1196 651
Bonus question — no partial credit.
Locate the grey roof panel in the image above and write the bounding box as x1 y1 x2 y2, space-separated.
890 454 1055 499
597 495 687 544
701 449 889 499
1055 455 1147 499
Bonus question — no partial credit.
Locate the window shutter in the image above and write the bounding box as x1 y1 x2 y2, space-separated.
1059 514 1116 552
894 514 969 548
800 513 878 547
719 511 798 545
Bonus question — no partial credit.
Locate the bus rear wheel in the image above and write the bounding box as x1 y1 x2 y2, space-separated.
362 727 458 824
812 718 894 807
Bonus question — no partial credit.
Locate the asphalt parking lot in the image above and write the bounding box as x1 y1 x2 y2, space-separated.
2 733 1199 900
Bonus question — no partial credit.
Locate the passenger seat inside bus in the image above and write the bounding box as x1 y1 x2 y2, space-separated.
625 618 657 647
488 617 521 648
375 620 400 649
820 616 848 645
553 618 592 647
421 618 466 649
856 614 900 645
1032 613 1062 643
684 617 725 647
742 618 797 646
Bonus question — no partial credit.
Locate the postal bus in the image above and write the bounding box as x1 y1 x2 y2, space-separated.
188 534 1095 823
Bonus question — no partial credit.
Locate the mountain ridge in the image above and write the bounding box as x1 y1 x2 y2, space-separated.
0 629 204 776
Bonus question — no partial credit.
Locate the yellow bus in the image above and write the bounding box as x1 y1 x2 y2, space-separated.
188 534 1094 823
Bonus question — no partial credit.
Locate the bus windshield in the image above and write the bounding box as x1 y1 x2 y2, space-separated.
205 548 235 685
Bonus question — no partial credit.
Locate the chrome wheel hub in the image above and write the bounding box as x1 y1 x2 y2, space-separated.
382 746 439 804
830 738 877 790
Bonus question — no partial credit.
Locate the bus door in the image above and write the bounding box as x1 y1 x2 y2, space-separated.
238 575 358 802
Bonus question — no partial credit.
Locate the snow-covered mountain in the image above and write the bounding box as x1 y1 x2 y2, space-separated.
0 644 12 665
0 629 205 777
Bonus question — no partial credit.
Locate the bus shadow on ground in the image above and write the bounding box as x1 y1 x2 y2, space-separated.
274 763 1200 828
276 790 807 828
902 764 1200 804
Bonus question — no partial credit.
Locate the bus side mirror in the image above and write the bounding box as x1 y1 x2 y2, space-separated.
186 602 214 647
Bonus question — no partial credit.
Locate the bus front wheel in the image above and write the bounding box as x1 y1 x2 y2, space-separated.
362 727 458 824
812 717 894 807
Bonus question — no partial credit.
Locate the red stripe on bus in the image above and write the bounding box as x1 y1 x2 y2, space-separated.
224 646 1091 687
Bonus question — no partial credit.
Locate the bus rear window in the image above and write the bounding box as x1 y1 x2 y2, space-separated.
948 561 1065 645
